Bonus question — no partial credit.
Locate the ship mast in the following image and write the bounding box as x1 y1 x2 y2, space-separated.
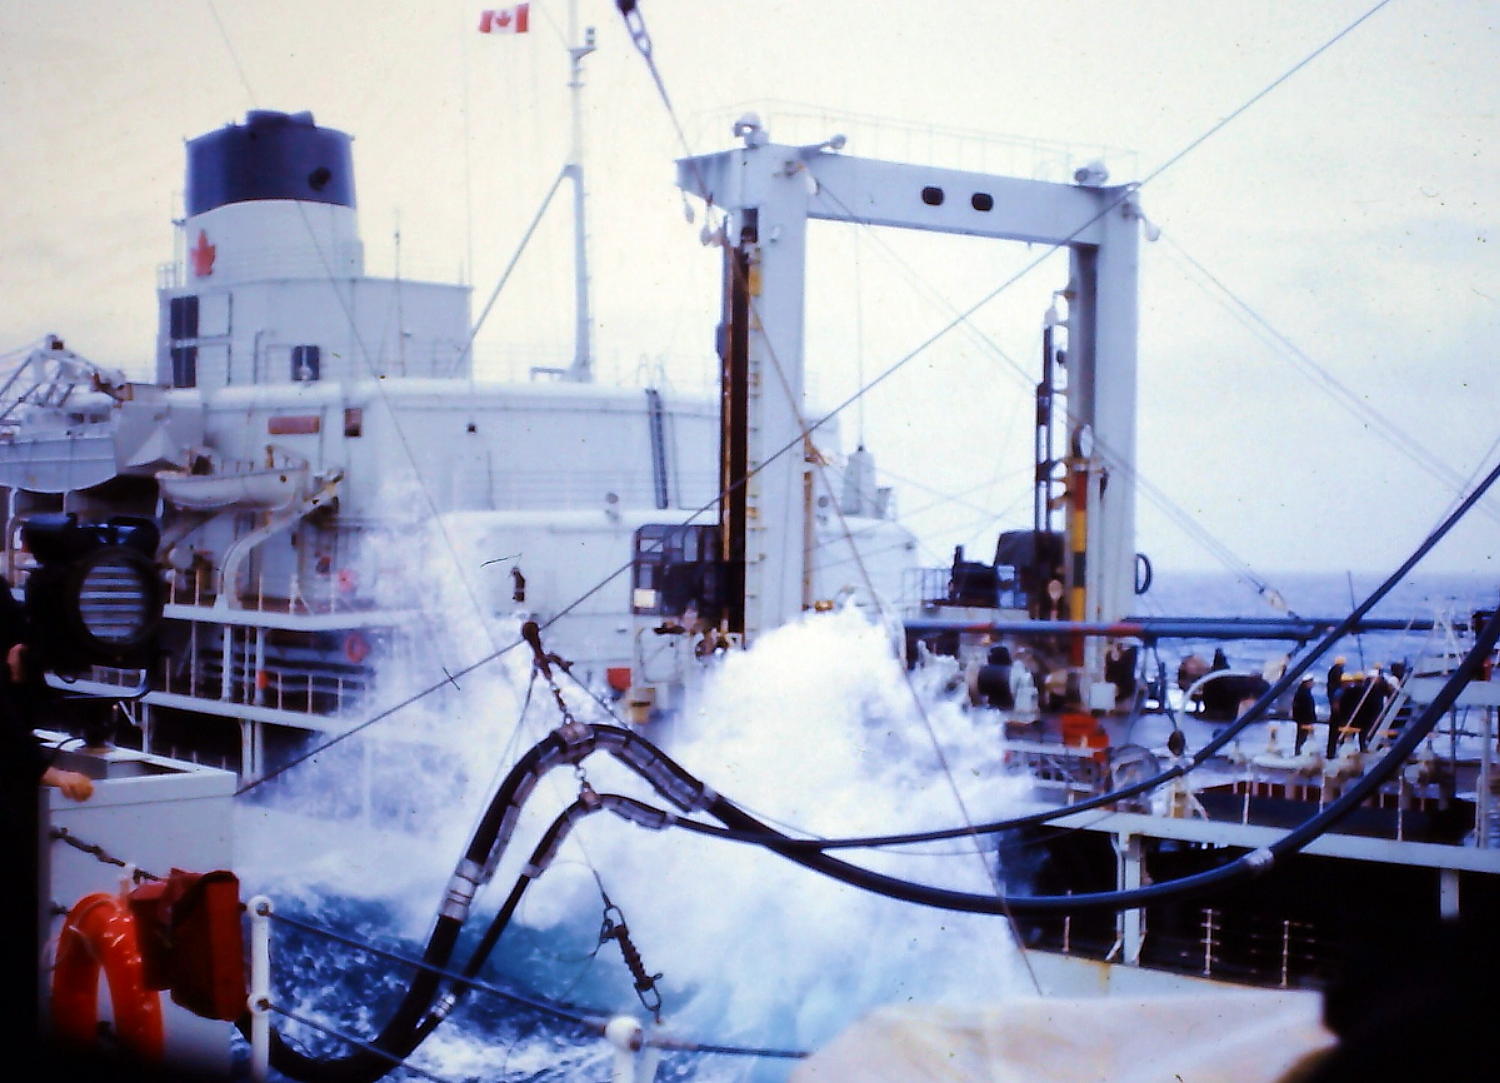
563 2 596 382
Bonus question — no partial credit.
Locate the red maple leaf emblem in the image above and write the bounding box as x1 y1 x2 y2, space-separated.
190 230 216 277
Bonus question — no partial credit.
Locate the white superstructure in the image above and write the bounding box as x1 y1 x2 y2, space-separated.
0 109 912 779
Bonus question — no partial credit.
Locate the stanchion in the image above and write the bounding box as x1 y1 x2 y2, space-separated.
249 895 273 1082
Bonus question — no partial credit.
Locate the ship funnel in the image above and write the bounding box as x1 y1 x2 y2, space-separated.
176 111 363 288
187 110 354 216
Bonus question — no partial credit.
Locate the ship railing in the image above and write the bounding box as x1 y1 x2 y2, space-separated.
691 101 1139 185
1043 907 1330 988
1018 904 1325 985
1183 910 1328 988
165 559 419 617
458 347 720 391
161 643 368 718
491 470 717 510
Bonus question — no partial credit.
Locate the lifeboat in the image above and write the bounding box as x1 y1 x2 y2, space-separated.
157 446 308 512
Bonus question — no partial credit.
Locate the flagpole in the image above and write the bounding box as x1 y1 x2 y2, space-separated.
564 0 596 382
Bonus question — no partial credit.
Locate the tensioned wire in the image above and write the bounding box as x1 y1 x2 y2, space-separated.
1156 232 1500 527
197 1 624 926
597 0 1405 997
807 176 1294 609
195 2 534 722
242 0 1405 796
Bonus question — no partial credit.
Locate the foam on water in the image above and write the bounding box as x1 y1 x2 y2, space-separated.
558 607 1030 1047
236 507 1495 1079
237 520 1036 1079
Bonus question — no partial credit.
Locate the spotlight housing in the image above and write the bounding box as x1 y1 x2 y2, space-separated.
21 514 164 673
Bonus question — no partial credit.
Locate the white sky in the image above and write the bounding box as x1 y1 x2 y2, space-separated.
1 0 1496 586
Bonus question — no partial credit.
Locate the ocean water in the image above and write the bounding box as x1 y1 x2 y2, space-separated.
233 564 1495 1082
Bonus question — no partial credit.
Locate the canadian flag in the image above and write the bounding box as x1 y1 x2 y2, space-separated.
479 4 530 34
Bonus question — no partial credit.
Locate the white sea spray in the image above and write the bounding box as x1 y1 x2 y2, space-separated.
237 511 1037 1078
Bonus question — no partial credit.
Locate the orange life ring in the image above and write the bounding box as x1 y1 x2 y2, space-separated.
51 893 164 1060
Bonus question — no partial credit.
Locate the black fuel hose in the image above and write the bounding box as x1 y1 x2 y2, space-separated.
762 456 1500 852
689 604 1500 916
254 728 595 1083
253 717 702 1081
409 789 619 1046
249 601 1499 1077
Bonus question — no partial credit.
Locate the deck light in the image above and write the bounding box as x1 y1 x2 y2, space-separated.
21 514 164 673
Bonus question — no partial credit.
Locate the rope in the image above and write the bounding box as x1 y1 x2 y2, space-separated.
1137 0 1398 189
454 164 572 374
201 0 258 109
597 895 663 1021
50 827 161 883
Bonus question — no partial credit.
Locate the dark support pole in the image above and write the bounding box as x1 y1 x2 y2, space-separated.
719 240 752 638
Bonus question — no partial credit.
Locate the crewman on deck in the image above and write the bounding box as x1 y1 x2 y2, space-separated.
1292 675 1318 753
1327 656 1346 713
982 645 1016 711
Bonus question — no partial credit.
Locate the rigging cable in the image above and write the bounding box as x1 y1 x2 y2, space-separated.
1135 0 1397 190
452 165 572 375
200 0 258 109
257 610 1500 1083
251 586 1495 1080
1157 232 1500 526
678 450 1500 851
242 0 1405 795
810 177 1293 610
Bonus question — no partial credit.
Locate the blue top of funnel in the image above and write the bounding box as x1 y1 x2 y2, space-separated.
186 110 355 216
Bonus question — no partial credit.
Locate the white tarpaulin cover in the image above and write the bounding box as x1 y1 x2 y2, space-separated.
791 990 1334 1082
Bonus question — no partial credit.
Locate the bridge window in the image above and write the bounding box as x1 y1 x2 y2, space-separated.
291 345 321 382
170 346 197 388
